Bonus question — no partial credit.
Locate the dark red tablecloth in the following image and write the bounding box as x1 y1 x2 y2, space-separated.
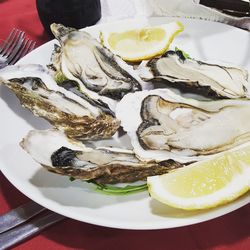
0 1 249 249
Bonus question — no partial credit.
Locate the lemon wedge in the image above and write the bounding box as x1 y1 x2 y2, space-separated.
100 21 184 62
147 146 250 210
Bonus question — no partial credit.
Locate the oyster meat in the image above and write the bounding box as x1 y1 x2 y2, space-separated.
116 89 250 163
21 129 183 184
50 24 145 106
138 50 250 99
0 64 120 140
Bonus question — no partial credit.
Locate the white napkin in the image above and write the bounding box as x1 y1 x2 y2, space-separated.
100 0 250 30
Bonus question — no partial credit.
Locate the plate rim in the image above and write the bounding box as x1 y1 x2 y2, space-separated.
1 16 249 230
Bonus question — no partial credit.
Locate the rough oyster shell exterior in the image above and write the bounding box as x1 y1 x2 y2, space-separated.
0 64 120 140
21 129 183 184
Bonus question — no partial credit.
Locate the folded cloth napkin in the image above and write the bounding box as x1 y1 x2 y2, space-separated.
101 0 250 30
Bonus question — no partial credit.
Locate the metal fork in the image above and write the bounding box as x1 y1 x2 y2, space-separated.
0 201 65 249
0 29 36 69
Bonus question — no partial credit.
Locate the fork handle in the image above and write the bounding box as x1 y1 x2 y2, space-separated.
0 212 65 250
0 201 46 234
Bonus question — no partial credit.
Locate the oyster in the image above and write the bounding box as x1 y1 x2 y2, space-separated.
50 23 145 105
21 129 183 184
0 64 120 140
116 89 250 163
138 50 250 99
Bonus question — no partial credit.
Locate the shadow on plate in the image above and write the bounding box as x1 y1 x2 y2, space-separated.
149 191 250 219
29 168 148 209
0 85 51 130
149 199 203 218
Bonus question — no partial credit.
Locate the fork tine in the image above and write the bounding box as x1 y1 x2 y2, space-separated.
10 40 36 65
6 38 26 64
0 28 16 54
20 40 34 57
4 30 25 58
0 29 18 55
0 30 36 68
1 29 20 56
27 41 36 53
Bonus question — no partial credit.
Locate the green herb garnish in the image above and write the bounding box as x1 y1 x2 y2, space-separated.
175 46 191 59
92 182 148 195
54 71 68 84
69 176 76 182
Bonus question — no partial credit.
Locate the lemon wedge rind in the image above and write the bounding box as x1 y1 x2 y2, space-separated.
147 151 250 210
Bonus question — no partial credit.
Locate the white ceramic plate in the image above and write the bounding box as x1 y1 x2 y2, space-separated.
0 17 249 230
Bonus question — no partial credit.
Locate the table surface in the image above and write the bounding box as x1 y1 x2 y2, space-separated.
0 0 249 249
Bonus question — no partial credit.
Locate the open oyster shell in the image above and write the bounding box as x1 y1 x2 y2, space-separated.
21 129 183 184
0 64 120 140
138 50 250 99
50 23 146 110
116 89 250 163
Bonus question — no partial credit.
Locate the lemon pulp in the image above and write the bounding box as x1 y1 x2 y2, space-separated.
147 146 250 210
100 21 184 62
108 28 166 54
